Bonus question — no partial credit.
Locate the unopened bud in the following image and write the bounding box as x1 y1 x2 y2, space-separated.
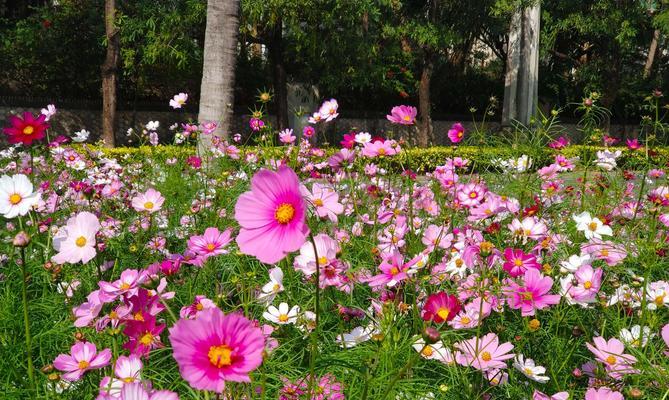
423 327 440 344
13 231 30 247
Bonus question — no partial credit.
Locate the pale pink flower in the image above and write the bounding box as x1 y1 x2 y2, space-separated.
53 342 112 381
131 189 165 213
454 333 514 371
301 182 344 223
51 211 101 264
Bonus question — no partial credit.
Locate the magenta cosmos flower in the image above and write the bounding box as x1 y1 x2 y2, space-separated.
132 188 165 213
422 291 461 323
53 341 111 381
169 307 265 393
505 268 560 316
235 166 309 264
502 248 541 277
447 122 465 143
51 211 101 265
3 111 49 146
386 105 417 125
454 333 514 371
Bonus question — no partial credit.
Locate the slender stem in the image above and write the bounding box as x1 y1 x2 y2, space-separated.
20 247 36 392
308 233 321 396
159 296 178 323
380 351 419 399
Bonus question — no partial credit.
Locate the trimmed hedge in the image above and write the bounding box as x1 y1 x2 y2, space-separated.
82 144 669 173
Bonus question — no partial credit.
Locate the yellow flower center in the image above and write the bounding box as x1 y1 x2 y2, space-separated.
206 243 216 251
208 345 232 368
75 236 87 247
78 360 89 369
455 259 464 267
9 193 22 205
133 312 144 321
469 192 478 199
123 377 136 383
600 249 609 257
109 311 118 319
139 332 154 346
421 345 434 357
378 148 386 156
317 256 328 266
605 355 617 365
437 307 450 320
120 283 131 290
196 303 204 311
390 266 399 275
144 201 154 210
522 291 534 301
23 126 34 135
514 259 523 267
461 316 471 324
584 281 592 289
481 351 492 361
278 314 289 322
274 203 295 224
588 222 598 231
314 198 324 207
524 367 534 376
272 283 281 292
655 294 665 306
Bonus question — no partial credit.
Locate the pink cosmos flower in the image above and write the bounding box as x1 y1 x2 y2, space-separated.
422 224 453 250
99 269 148 302
340 132 356 149
533 390 569 400
51 211 101 264
626 138 641 150
361 140 397 157
386 105 417 125
303 125 315 138
249 118 264 131
278 129 296 144
454 333 514 371
235 166 309 264
180 295 217 319
53 341 112 381
131 189 165 213
300 182 344 223
422 292 461 323
318 99 339 122
168 308 265 393
548 136 569 149
366 250 411 288
586 336 638 379
662 323 669 356
456 182 487 207
187 227 234 267
584 387 624 400
169 92 188 109
73 290 103 327
293 233 339 276
505 268 560 316
124 314 165 357
100 382 179 400
447 123 465 143
569 264 603 303
502 248 541 277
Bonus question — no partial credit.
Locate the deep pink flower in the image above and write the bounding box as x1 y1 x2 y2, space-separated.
386 105 417 125
303 125 315 138
447 122 465 143
454 333 514 371
502 248 541 277
548 136 569 149
340 132 356 149
505 268 560 316
3 111 49 145
123 314 165 357
53 341 111 381
249 118 264 131
168 308 264 393
626 138 641 150
366 250 411 287
422 292 461 323
235 166 309 264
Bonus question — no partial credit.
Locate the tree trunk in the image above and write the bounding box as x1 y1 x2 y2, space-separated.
502 3 540 127
101 0 119 148
198 0 240 152
269 15 289 131
417 53 434 147
643 29 661 78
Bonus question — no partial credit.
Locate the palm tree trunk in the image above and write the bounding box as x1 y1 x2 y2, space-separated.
643 29 661 78
417 53 434 147
101 0 119 148
198 0 240 153
269 15 289 131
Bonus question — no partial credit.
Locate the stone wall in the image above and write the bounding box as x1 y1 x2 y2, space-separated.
0 105 642 147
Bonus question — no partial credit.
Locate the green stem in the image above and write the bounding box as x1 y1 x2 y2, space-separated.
20 247 36 392
307 232 321 396
380 351 419 399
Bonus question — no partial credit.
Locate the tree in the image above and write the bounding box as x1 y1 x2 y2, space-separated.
198 0 240 151
101 0 119 147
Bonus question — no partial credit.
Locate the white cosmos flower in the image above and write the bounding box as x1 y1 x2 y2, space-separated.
257 267 284 304
145 121 160 131
513 354 550 383
619 325 654 348
560 254 591 273
72 129 90 143
337 325 374 348
0 174 40 219
595 150 621 171
412 337 454 364
573 212 612 240
263 302 299 325
354 132 372 144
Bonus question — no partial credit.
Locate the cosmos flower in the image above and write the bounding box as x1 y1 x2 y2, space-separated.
132 189 165 213
187 227 234 267
386 105 417 125
573 212 612 240
447 122 465 143
169 93 188 109
586 336 638 379
300 182 344 223
263 302 300 325
235 166 309 264
51 211 101 264
53 342 111 381
3 111 49 145
504 268 560 316
513 354 549 383
454 333 514 371
0 174 40 219
584 387 624 400
169 308 264 393
422 291 461 323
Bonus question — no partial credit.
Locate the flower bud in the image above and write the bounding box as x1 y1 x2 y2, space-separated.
422 327 441 344
12 231 30 247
